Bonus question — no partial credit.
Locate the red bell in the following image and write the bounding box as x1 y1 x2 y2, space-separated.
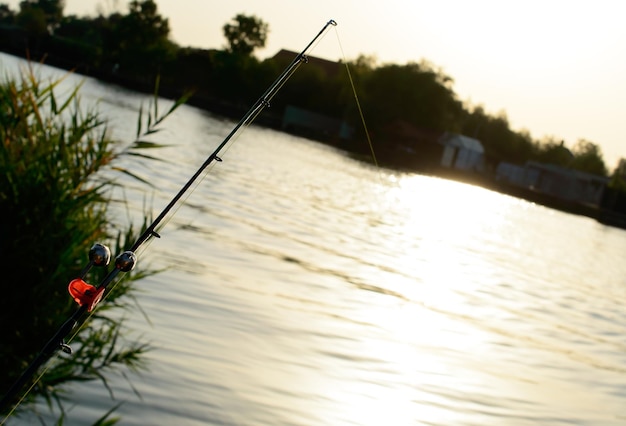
68 278 105 312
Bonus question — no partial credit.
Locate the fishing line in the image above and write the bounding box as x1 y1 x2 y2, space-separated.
0 368 46 425
0 19 338 420
333 27 380 171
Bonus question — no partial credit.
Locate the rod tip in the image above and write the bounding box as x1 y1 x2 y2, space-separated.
329 19 337 26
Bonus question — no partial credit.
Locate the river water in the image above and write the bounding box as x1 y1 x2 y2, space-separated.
2 53 626 425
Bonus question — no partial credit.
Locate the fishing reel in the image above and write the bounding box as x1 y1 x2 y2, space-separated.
67 245 137 313
62 245 137 354
84 242 137 271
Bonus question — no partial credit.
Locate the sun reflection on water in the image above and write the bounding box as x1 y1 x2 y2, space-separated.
377 174 514 303
392 174 509 239
292 173 533 425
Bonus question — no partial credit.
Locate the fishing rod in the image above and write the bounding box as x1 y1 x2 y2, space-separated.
0 18 338 416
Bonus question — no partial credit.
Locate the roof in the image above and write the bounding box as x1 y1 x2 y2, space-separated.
271 49 341 77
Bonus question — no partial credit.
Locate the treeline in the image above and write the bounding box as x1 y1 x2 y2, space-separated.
1 0 625 184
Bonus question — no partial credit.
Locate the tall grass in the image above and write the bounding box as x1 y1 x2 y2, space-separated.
0 62 188 423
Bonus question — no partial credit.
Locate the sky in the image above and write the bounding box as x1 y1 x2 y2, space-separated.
5 0 626 168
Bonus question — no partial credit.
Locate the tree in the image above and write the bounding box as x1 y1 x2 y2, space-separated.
352 54 378 71
610 158 626 190
570 138 608 176
535 137 574 167
359 61 462 140
612 158 626 179
0 4 16 23
223 13 268 56
16 7 46 39
18 0 64 33
108 0 176 76
124 0 169 39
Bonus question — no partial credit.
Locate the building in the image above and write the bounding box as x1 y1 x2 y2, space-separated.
281 105 354 141
496 161 609 207
438 132 485 172
383 120 485 172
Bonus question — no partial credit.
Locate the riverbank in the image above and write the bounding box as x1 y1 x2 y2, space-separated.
3 48 625 231
431 167 626 230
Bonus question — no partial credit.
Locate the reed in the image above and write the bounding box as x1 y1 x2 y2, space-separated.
0 63 185 422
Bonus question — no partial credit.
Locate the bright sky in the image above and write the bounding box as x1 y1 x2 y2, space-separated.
5 0 626 167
